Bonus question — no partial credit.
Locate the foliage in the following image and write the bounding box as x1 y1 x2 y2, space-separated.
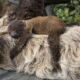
54 0 80 25
0 0 6 4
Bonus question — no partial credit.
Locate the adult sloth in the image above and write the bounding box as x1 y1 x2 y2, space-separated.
0 26 80 80
10 26 80 80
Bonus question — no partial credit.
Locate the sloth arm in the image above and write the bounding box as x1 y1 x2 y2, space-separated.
10 16 65 60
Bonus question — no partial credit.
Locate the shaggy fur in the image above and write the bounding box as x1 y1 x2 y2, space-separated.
0 0 17 19
0 15 9 33
0 1 18 33
0 33 16 70
0 0 46 22
11 26 80 80
0 26 80 80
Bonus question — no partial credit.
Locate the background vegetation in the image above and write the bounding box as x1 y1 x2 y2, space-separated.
54 0 80 25
0 0 80 25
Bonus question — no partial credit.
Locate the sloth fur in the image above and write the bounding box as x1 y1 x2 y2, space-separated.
12 26 80 80
17 0 46 19
0 26 80 80
0 15 9 33
0 1 17 33
0 33 16 70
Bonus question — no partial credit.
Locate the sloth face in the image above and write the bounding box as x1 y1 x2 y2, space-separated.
8 20 25 39
8 10 17 21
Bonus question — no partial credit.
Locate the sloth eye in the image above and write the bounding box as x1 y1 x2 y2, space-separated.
10 31 21 39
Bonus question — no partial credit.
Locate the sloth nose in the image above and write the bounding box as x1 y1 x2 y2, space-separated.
11 32 20 39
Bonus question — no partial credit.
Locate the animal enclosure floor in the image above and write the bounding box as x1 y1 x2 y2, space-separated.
0 69 41 80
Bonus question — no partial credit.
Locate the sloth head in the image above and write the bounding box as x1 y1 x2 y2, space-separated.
8 20 25 39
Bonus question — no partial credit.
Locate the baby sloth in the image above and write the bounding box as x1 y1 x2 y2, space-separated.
8 16 65 66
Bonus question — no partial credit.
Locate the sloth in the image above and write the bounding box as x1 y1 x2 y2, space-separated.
8 16 65 64
0 0 18 33
0 26 80 80
0 0 17 20
11 26 80 80
17 0 46 20
0 0 45 33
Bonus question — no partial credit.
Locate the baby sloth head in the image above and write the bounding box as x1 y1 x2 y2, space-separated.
8 20 25 39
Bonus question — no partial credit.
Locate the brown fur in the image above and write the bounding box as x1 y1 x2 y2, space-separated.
8 16 65 67
0 0 46 20
0 1 17 22
17 0 46 20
